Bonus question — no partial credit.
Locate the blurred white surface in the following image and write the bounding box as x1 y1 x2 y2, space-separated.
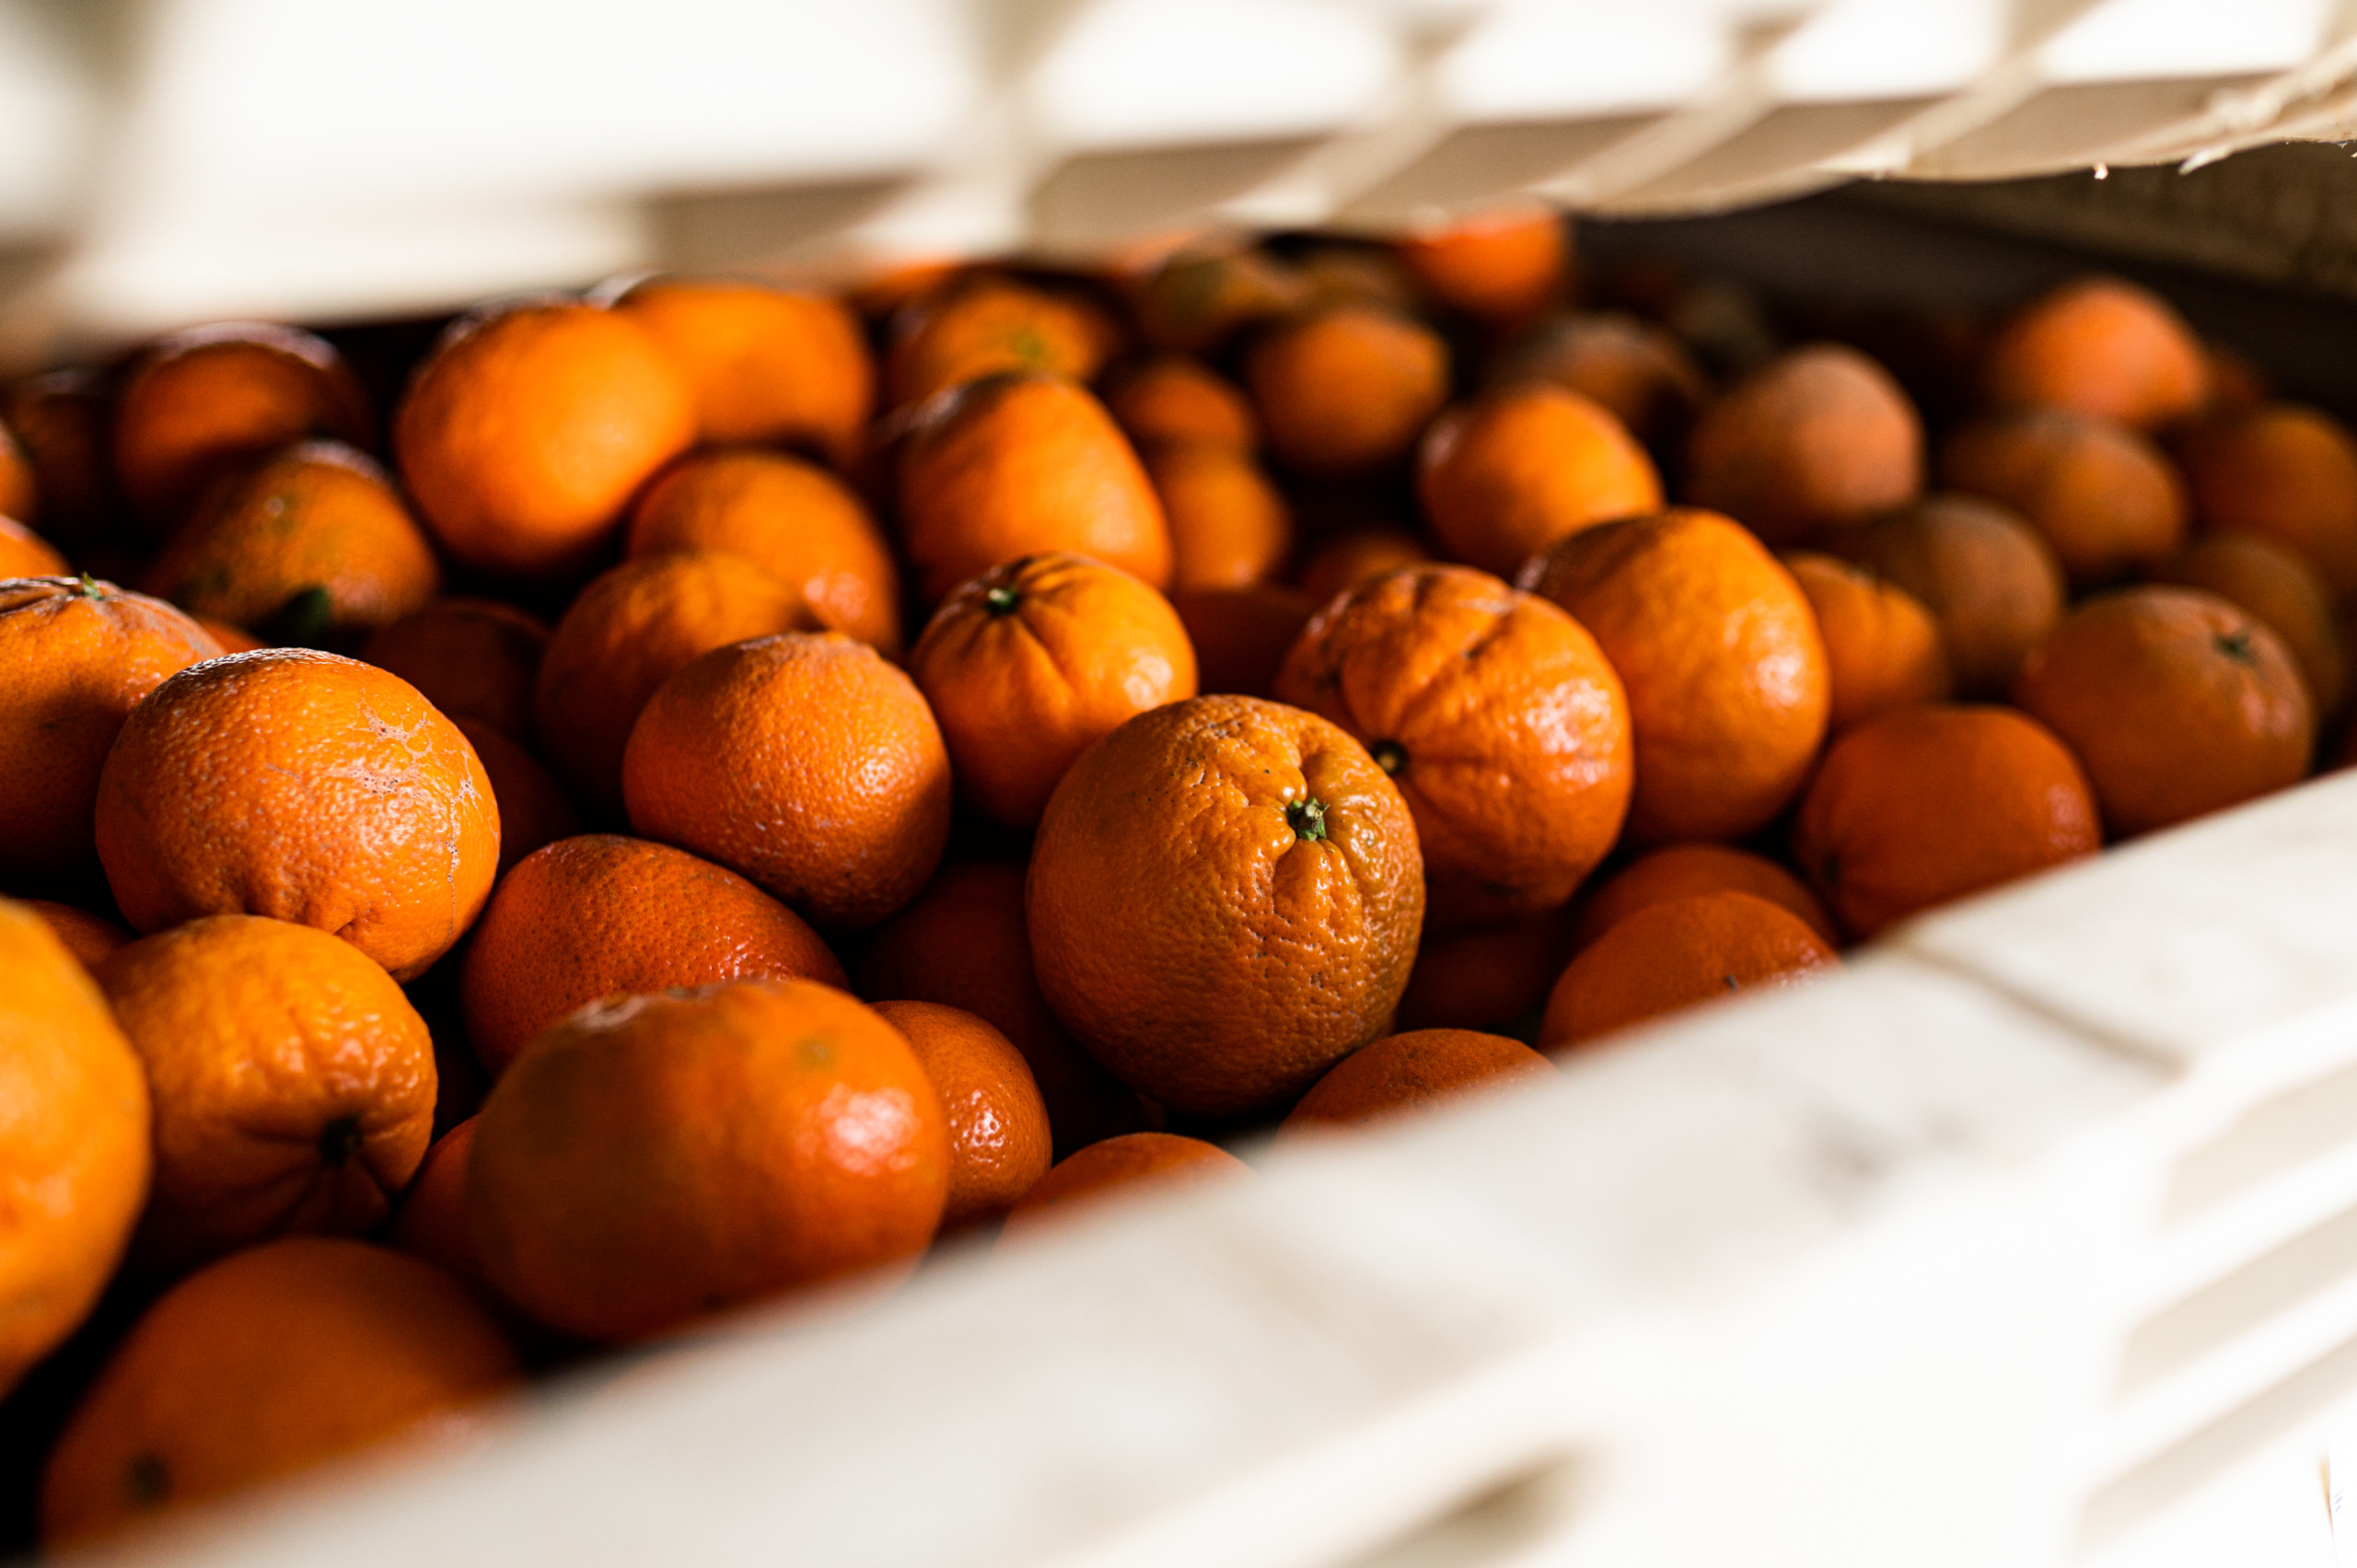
9 0 2357 346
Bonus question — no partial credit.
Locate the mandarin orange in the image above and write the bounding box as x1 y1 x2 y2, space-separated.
1274 563 1630 927
1519 509 1829 842
41 1238 517 1546
459 833 845 1075
1538 890 1835 1051
1418 382 1663 576
897 373 1173 602
910 552 1196 829
0 577 222 881
1028 695 1424 1116
625 447 902 653
623 633 951 929
1794 704 2100 939
615 276 871 467
1279 1028 1555 1136
0 901 149 1398
94 649 498 980
98 914 437 1271
469 980 947 1341
872 1000 1052 1231
395 300 694 578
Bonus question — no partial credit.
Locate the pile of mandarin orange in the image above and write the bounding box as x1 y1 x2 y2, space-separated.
0 208 2343 1546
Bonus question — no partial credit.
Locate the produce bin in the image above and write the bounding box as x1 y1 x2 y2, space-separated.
13 2 2357 1565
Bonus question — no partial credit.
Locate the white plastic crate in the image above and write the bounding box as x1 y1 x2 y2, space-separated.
17 5 2357 1565
6 0 2357 352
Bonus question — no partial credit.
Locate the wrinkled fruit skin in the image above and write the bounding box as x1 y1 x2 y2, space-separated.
1274 563 1631 930
1028 695 1425 1118
93 649 500 981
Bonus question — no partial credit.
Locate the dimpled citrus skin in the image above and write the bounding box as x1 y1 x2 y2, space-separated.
1274 564 1631 929
467 980 949 1342
1538 890 1836 1051
1794 705 2099 940
1570 842 1834 953
623 633 952 930
911 552 1198 830
459 834 847 1076
1280 1028 1556 1135
0 577 223 880
0 901 150 1400
615 277 872 468
394 300 696 579
142 440 440 640
871 1000 1052 1230
39 1237 519 1549
1518 508 1829 843
97 914 437 1272
533 550 818 811
1000 1132 1248 1236
898 373 1173 602
112 324 374 531
1028 695 1425 1118
626 447 903 653
2012 587 2314 839
93 649 500 981
1417 384 1664 577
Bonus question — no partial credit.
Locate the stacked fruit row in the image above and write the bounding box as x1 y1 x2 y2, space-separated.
0 210 2343 1550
